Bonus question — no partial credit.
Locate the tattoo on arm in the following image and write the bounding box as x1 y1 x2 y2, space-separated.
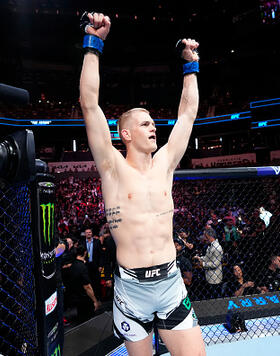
105 206 122 229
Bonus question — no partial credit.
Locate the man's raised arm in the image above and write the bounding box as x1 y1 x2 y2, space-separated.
79 12 115 175
163 39 199 171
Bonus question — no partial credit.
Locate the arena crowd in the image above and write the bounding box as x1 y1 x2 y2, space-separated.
55 174 280 325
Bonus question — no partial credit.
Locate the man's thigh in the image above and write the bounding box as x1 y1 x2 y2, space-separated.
124 332 153 356
159 326 206 356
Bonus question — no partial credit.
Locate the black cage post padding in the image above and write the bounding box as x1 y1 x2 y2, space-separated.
0 128 63 356
30 172 63 356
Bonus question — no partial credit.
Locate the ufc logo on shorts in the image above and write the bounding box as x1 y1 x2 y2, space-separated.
145 269 161 278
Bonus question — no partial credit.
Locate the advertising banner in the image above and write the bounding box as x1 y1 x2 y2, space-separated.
31 176 63 356
191 153 256 168
48 161 97 173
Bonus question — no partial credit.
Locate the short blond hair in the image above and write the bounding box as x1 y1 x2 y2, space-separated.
117 108 150 141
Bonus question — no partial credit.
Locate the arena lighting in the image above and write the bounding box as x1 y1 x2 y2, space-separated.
251 117 280 129
0 129 36 183
250 97 280 108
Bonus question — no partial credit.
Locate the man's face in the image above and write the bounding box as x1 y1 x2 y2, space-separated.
66 238 73 249
225 219 233 227
174 242 183 252
125 112 157 153
274 256 280 269
85 229 93 240
203 233 211 244
233 265 242 279
179 231 188 239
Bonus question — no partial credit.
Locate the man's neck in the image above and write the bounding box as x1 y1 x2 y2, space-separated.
126 148 153 173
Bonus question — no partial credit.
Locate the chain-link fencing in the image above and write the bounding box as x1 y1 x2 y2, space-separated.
54 167 280 347
0 182 37 356
173 167 280 344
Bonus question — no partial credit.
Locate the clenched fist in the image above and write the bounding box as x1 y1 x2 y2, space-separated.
181 38 199 62
86 12 111 41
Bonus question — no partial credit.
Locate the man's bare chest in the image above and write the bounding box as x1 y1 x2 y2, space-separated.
102 166 173 209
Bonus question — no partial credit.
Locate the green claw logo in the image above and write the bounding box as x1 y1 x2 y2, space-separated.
182 296 192 310
51 344 61 356
40 203 55 246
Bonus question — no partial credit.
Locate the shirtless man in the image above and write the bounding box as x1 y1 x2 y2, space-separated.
79 11 206 356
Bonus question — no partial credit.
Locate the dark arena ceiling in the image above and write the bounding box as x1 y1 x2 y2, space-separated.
0 0 279 104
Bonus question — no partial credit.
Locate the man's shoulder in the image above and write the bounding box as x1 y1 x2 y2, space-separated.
265 268 278 279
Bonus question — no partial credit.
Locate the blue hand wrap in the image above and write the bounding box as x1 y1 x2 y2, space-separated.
182 61 199 75
83 35 104 55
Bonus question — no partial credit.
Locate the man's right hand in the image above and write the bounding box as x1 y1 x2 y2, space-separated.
86 12 111 41
94 300 102 311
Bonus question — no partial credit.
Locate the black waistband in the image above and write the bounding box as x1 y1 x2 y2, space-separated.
115 260 177 282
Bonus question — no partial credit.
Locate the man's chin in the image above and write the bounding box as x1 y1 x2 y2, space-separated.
151 143 157 152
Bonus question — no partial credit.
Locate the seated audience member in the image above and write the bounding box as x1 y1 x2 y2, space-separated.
194 227 223 299
258 255 280 292
67 245 100 323
174 237 193 287
227 264 260 297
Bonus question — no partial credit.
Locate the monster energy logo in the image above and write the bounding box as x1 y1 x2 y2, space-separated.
51 344 61 356
40 202 55 246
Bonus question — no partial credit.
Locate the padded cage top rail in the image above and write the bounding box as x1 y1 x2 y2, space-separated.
174 166 280 180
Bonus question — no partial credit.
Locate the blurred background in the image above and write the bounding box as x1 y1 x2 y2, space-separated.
0 0 279 167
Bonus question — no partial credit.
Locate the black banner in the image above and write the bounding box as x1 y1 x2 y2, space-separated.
193 292 280 325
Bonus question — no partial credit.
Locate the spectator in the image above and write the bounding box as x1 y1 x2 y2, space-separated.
194 227 223 299
259 206 273 228
258 255 280 293
222 216 240 263
174 237 193 287
82 227 103 301
176 228 195 260
60 237 76 312
99 223 116 300
206 213 224 244
69 224 81 242
67 245 100 324
227 264 260 297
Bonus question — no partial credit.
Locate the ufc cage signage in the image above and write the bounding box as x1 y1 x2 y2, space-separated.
193 291 280 325
31 173 62 356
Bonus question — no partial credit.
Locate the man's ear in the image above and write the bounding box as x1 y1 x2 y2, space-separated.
121 129 131 142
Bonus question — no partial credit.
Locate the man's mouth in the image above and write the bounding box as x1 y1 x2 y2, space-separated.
149 135 156 140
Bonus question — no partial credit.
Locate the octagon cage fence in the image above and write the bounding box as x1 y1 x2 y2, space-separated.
173 166 280 346
1 166 280 355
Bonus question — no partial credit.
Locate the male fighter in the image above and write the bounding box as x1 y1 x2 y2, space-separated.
79 11 206 356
